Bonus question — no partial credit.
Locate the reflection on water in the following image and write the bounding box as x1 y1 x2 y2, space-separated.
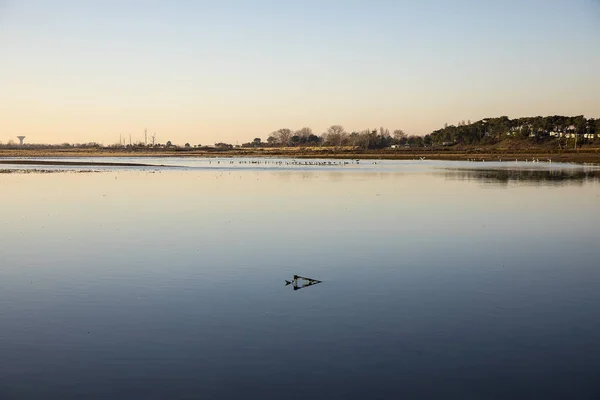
0 158 599 399
443 167 600 186
0 168 100 174
285 275 322 291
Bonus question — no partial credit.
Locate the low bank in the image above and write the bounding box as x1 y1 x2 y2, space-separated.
1 148 599 164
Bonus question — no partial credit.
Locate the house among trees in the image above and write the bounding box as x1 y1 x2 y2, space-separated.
429 115 597 145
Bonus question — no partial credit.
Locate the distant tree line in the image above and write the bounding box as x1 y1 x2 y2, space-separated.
240 116 599 150
430 115 599 145
2 116 597 151
241 125 425 149
0 141 104 149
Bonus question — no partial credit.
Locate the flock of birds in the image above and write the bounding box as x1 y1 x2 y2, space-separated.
465 158 552 163
207 159 376 166
205 157 553 166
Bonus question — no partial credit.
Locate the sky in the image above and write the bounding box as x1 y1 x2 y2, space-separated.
1 0 599 145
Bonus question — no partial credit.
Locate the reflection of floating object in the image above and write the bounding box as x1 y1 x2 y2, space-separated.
285 275 322 291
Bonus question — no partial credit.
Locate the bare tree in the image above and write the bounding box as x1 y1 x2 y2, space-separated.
274 128 293 146
326 125 347 147
144 129 148 146
357 129 373 149
393 129 406 141
151 133 156 146
328 125 345 135
295 127 313 139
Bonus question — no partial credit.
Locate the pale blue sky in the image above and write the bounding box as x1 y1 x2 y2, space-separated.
1 0 599 145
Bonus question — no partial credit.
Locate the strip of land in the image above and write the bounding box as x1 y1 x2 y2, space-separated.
0 144 599 164
0 159 167 167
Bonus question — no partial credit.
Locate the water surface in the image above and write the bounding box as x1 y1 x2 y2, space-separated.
1 159 599 399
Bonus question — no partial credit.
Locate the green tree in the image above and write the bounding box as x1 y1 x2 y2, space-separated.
306 134 321 145
519 125 531 138
290 135 302 146
574 115 586 135
267 135 278 146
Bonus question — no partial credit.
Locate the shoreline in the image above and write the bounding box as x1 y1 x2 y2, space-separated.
1 148 599 164
0 159 167 167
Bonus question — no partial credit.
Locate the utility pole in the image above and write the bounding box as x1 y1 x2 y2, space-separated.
129 134 132 146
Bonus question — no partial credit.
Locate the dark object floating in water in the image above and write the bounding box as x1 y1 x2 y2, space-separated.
285 275 322 291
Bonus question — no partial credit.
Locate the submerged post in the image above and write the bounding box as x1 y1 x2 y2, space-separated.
285 275 322 291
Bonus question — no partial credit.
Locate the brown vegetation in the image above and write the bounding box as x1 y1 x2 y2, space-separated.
1 142 599 164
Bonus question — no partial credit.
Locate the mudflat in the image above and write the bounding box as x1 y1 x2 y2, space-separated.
0 159 168 167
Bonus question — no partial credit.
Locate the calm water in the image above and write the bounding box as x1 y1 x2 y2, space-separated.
1 158 599 399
